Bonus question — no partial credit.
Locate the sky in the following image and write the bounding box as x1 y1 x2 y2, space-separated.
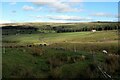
0 0 119 23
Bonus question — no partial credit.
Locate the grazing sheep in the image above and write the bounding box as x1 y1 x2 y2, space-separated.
92 30 96 32
103 50 108 54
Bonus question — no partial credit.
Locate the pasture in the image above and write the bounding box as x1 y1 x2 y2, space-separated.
3 30 118 44
2 23 120 79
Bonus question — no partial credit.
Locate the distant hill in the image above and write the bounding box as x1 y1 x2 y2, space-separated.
1 22 119 35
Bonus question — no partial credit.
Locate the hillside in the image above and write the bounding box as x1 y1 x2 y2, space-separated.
2 22 120 79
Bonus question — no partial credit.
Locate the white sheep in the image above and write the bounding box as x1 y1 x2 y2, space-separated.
103 50 108 54
92 30 96 32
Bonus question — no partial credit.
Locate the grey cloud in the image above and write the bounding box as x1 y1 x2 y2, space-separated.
90 13 117 18
31 15 92 21
47 15 92 21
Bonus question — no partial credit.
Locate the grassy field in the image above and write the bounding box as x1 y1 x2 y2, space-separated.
3 47 107 78
2 29 120 79
3 30 118 54
3 30 118 44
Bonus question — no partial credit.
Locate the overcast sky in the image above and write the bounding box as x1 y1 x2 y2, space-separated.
1 0 119 23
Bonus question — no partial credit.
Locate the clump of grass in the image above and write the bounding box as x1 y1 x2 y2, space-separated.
50 61 90 79
30 47 45 56
103 55 119 74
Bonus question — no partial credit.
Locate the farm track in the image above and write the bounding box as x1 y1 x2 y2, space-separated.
60 40 118 43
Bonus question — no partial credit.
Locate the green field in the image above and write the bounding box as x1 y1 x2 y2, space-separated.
3 30 118 44
2 24 120 79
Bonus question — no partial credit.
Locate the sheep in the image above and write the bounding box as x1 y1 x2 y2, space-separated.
92 30 96 32
103 50 108 54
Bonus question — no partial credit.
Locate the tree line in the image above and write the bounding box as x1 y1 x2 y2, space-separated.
1 22 119 35
50 23 119 33
1 26 39 35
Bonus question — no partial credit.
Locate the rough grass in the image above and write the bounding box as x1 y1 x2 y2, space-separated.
2 48 49 78
2 47 94 78
2 30 119 78
3 46 119 78
50 41 118 54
